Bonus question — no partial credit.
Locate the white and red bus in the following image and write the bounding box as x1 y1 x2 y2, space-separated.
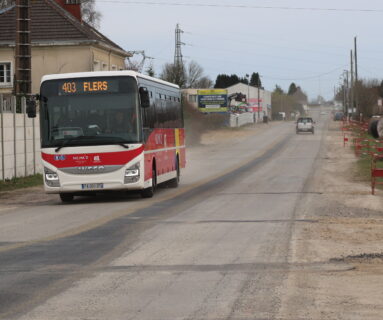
34 71 185 202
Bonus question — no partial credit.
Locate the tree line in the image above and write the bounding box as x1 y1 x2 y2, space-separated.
158 62 264 90
159 61 213 89
214 73 262 89
271 83 308 119
335 79 383 118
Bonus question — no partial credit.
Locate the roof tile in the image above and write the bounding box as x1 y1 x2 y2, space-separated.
0 0 127 55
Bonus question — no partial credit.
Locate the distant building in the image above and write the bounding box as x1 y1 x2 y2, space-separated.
182 88 199 109
183 83 272 118
225 83 272 118
0 0 131 102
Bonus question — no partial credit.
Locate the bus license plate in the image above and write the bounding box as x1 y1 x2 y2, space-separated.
81 183 104 190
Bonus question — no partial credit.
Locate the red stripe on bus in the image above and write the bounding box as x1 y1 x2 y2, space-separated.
42 146 144 168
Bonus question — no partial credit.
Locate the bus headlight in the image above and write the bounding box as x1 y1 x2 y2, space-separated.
44 167 60 187
124 163 140 184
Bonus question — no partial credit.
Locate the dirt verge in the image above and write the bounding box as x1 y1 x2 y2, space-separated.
278 119 383 319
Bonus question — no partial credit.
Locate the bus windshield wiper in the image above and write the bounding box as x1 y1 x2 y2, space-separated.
55 136 90 152
106 137 131 149
116 143 130 149
55 136 131 152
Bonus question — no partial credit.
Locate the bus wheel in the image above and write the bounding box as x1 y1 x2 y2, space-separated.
168 157 180 188
60 193 74 203
141 167 157 198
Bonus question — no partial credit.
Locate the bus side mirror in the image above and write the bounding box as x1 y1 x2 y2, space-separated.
139 87 150 108
26 99 37 118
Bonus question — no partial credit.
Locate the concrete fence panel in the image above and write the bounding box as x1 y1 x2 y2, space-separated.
229 112 255 128
0 96 41 181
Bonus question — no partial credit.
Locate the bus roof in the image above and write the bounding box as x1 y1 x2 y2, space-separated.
41 71 180 89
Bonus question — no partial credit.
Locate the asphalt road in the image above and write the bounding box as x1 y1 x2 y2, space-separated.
0 108 329 320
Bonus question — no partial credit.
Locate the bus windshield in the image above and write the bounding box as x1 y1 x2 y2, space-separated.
40 76 141 149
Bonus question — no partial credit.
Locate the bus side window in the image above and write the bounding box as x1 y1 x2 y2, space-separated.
142 87 155 129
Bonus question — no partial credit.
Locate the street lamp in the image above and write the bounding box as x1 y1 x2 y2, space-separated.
340 70 349 117
245 74 250 104
246 74 254 122
257 75 261 122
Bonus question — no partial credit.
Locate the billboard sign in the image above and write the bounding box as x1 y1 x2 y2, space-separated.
198 89 228 112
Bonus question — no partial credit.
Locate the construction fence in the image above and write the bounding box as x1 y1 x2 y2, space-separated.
0 95 42 181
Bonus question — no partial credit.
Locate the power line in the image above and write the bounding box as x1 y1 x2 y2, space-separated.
189 43 346 65
260 66 347 81
183 24 353 52
97 1 383 13
183 54 346 81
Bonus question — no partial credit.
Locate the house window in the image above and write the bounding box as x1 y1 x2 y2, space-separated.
111 65 117 71
102 62 108 71
93 60 101 71
0 62 12 86
189 94 197 103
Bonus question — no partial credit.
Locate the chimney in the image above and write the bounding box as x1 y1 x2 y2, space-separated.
55 0 82 22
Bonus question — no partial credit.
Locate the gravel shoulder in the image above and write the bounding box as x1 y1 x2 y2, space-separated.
279 119 383 319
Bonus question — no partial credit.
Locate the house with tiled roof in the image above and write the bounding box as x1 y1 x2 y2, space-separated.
0 0 131 99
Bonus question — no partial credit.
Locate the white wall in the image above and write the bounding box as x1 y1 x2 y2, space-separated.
0 107 42 180
229 112 255 128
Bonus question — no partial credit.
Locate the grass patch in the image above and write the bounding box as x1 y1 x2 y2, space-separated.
352 143 383 191
354 158 372 183
0 174 43 192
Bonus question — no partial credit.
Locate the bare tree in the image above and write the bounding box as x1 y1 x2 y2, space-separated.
195 76 213 88
145 64 155 77
125 59 141 72
81 0 102 29
186 61 204 88
358 79 380 117
160 63 186 88
160 60 212 88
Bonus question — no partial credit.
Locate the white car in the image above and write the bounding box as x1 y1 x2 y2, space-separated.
296 117 314 134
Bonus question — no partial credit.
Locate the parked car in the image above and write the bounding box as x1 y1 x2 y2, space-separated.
296 117 314 134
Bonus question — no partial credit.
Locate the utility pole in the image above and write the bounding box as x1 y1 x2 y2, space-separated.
15 0 32 104
343 84 346 115
173 23 185 87
344 70 349 117
354 36 359 118
257 79 260 122
350 50 354 119
174 23 184 67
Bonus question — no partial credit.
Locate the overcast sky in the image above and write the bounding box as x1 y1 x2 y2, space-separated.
96 0 383 100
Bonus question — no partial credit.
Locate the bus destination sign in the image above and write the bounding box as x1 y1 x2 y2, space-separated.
59 79 119 95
